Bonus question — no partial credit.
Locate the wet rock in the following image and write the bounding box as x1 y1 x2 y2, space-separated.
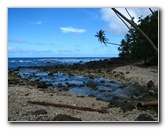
133 82 140 86
97 69 101 73
96 98 105 101
66 83 77 88
8 73 20 84
18 80 26 85
109 101 135 112
28 81 37 87
63 87 69 91
98 89 106 92
132 95 142 100
100 80 105 83
25 93 30 96
120 103 135 112
71 65 78 70
32 109 47 115
147 80 155 89
113 73 121 78
126 71 130 74
8 78 19 85
111 96 119 100
68 73 74 76
106 69 111 73
48 72 54 76
119 84 126 89
108 89 113 92
87 81 97 89
135 114 155 121
108 101 121 108
57 83 63 89
89 75 94 79
119 72 124 75
53 114 82 121
36 82 49 88
109 80 116 83
112 71 116 74
88 94 95 97
118 93 130 99
148 90 155 95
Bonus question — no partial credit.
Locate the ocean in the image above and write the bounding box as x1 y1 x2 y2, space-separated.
8 57 110 68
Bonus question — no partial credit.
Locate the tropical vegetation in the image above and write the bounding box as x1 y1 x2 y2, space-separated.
95 8 158 65
118 10 158 65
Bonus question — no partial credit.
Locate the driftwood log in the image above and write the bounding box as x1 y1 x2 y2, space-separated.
28 101 107 113
137 101 158 107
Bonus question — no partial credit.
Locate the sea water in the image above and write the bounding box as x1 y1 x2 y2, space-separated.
17 68 149 102
8 57 110 68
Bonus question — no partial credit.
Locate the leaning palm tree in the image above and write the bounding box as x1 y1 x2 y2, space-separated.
95 30 120 46
111 8 158 53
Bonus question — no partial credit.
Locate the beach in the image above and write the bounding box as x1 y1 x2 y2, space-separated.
8 58 159 121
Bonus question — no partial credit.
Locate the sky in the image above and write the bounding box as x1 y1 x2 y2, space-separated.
8 8 157 57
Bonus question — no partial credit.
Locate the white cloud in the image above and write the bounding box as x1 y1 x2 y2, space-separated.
58 49 73 53
8 46 54 57
8 39 27 43
60 27 86 33
100 8 158 35
31 21 42 25
74 48 81 52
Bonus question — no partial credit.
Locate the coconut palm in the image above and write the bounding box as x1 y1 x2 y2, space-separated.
95 30 120 46
94 30 108 46
111 8 158 53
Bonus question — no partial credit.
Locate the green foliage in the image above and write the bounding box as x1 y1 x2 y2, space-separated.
94 30 109 46
118 10 158 65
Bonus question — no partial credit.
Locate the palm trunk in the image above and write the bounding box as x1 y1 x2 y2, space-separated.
125 8 133 21
111 8 158 53
106 42 120 46
115 11 131 30
149 8 158 19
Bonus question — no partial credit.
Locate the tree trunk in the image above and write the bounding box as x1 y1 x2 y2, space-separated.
28 101 107 113
137 101 158 107
106 42 120 46
115 11 131 30
111 8 158 54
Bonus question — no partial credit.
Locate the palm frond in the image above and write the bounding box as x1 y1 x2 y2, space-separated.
95 29 120 46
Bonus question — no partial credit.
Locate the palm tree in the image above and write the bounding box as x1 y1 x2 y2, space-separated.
95 30 120 46
111 8 158 53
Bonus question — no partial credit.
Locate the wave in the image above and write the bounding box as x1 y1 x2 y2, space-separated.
10 60 16 62
8 57 110 68
9 60 33 63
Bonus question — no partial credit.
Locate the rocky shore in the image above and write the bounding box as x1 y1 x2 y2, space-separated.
8 84 158 121
30 57 158 87
8 57 159 121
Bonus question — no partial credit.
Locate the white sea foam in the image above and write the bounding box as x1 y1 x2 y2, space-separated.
10 60 16 62
8 57 110 68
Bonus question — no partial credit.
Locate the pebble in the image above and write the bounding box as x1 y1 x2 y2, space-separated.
32 109 47 115
135 114 155 121
52 114 82 121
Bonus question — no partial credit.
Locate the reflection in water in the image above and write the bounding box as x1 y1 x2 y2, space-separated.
19 68 149 101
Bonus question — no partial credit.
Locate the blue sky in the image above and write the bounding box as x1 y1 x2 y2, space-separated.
8 8 157 57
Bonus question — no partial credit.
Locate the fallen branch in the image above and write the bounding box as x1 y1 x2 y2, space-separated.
137 101 158 107
28 101 107 113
